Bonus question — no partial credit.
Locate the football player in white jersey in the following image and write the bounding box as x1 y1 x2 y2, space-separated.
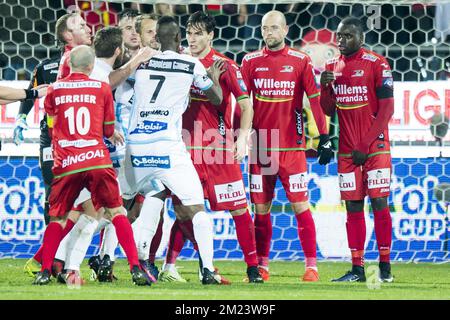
126 16 226 284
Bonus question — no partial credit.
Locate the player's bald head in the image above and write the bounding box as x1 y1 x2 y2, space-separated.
156 16 180 50
70 45 95 74
262 10 287 28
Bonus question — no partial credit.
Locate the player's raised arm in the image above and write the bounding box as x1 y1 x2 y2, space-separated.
319 69 337 117
202 59 225 106
109 46 159 89
0 85 46 104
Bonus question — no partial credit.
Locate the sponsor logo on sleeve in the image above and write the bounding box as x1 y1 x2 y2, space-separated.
289 172 309 192
382 77 393 88
238 79 247 92
43 62 59 70
129 120 167 135
214 180 247 203
255 67 269 72
250 175 263 193
338 172 357 191
131 155 171 168
367 168 391 189
382 69 392 77
42 147 53 162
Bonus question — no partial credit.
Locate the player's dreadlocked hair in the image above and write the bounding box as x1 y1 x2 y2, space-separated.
187 11 216 34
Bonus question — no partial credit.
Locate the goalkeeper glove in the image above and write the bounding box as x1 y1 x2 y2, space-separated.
317 134 333 165
13 114 28 146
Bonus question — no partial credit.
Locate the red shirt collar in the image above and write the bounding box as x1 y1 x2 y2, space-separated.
64 45 73 53
263 45 289 56
341 47 365 62
66 72 90 80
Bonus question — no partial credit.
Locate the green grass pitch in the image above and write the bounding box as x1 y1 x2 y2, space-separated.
0 259 449 300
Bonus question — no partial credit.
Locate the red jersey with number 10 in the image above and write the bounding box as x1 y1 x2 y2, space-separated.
241 46 322 151
324 48 393 155
44 73 115 178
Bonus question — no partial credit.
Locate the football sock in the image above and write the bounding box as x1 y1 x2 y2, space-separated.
41 222 64 272
135 195 164 260
149 218 164 264
192 211 214 272
346 211 366 267
100 223 118 261
65 215 98 271
112 214 139 270
233 210 258 267
254 213 272 268
373 207 392 263
54 218 76 262
165 219 186 264
295 209 318 270
35 218 74 264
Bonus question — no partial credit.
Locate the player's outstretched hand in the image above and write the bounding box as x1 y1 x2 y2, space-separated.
234 134 247 162
109 130 125 146
320 70 335 87
207 59 227 83
136 47 160 64
352 150 368 165
13 114 28 146
317 134 333 165
35 84 49 98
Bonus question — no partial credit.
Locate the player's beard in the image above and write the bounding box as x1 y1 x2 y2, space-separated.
265 38 284 50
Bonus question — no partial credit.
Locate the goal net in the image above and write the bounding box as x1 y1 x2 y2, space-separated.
0 0 449 263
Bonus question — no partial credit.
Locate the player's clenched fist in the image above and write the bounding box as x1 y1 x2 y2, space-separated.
320 70 335 87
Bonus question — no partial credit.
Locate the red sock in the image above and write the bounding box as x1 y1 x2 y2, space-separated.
233 210 258 267
346 211 366 267
254 213 272 267
34 219 74 264
295 209 317 268
41 222 64 271
373 207 392 263
149 219 164 264
166 220 186 264
112 214 139 270
178 219 199 251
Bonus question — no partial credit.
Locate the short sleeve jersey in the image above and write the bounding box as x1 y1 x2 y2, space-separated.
128 50 213 144
241 46 320 151
44 73 115 178
324 48 394 155
184 48 249 150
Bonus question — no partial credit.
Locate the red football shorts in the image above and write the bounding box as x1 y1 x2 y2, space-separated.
338 153 392 201
173 149 248 211
49 168 122 217
249 150 309 204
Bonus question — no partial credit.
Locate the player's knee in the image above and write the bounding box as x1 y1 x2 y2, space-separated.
291 201 309 214
49 216 64 225
230 208 247 216
255 202 272 214
370 197 388 211
67 210 81 223
345 200 364 212
107 206 126 218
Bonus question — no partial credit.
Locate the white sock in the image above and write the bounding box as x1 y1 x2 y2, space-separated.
100 223 118 261
163 263 176 272
192 211 214 272
134 195 164 260
65 215 98 271
55 232 70 262
95 218 110 234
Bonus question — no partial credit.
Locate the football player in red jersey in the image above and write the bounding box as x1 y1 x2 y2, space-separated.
320 17 394 283
33 45 151 286
241 10 332 282
158 11 262 284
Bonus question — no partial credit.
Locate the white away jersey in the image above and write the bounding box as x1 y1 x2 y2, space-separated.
128 50 213 144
